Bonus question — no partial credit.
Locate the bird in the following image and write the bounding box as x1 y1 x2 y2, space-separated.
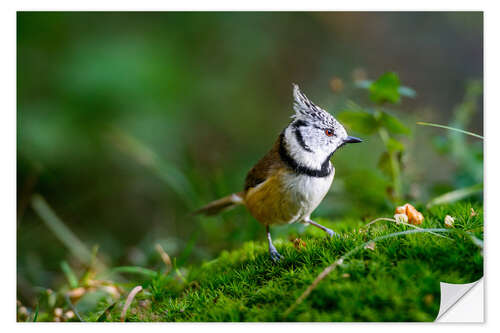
194 84 363 261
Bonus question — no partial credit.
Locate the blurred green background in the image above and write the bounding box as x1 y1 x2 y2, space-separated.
17 12 483 305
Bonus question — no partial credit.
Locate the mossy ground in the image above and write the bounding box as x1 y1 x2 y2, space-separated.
77 201 482 322
24 202 481 322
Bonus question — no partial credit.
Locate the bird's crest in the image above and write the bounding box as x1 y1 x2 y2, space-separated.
292 84 336 127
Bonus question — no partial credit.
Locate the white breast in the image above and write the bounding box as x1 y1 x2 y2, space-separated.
281 165 335 223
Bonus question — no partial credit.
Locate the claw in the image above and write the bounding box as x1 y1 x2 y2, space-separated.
324 228 338 238
266 225 282 262
269 246 282 262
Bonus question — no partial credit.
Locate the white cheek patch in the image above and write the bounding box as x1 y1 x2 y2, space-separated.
284 127 331 170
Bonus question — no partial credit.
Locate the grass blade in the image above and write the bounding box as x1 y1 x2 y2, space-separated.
107 128 195 208
60 261 79 289
108 266 158 278
427 183 483 208
65 294 85 322
32 303 39 322
416 122 483 139
31 194 93 265
364 217 452 240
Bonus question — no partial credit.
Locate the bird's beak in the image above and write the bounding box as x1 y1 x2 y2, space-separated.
344 136 363 144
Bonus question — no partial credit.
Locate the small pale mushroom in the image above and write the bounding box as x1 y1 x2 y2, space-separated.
54 307 63 318
444 215 455 228
394 213 408 224
364 241 376 251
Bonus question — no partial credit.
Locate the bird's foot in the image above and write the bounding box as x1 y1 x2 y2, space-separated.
324 227 338 238
269 245 283 262
305 219 339 239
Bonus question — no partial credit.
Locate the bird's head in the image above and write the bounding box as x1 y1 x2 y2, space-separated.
282 84 362 171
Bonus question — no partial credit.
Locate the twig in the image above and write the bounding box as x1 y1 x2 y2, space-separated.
283 228 452 317
288 258 344 314
120 286 143 322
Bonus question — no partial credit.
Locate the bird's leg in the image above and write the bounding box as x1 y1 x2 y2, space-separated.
266 225 282 262
304 217 337 238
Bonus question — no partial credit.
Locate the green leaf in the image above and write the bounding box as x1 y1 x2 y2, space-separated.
97 302 116 322
377 150 403 177
398 86 417 98
369 72 401 104
376 111 410 135
337 111 378 135
355 80 372 89
431 135 451 154
356 79 416 99
386 137 405 153
377 152 392 178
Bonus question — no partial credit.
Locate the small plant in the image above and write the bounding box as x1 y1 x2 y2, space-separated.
338 71 415 203
417 80 483 206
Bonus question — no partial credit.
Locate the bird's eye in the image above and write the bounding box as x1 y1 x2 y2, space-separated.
325 129 334 137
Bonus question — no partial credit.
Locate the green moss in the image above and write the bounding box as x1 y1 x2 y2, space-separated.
90 201 483 322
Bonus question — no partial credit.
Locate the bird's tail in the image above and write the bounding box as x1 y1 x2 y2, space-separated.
192 192 245 216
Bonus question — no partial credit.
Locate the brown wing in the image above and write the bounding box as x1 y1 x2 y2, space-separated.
244 135 284 193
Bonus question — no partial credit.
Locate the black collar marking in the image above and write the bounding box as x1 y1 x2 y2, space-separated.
278 132 333 178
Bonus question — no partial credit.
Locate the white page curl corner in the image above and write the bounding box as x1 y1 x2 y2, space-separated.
435 278 483 322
